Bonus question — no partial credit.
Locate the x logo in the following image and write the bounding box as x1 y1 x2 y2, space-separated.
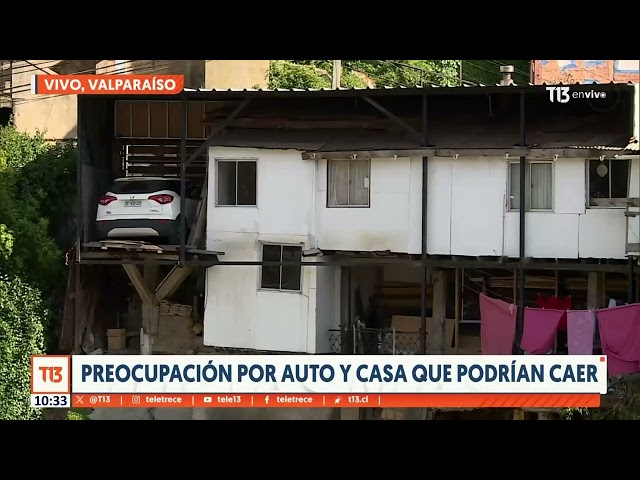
75 395 84 405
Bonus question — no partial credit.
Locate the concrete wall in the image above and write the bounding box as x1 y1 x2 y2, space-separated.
533 60 640 85
205 60 270 89
12 60 79 139
10 60 269 139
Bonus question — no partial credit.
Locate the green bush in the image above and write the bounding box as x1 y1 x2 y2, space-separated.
0 125 77 419
0 275 45 420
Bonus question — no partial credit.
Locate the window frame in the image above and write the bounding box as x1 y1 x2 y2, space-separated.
507 160 555 212
586 158 630 209
326 158 371 208
214 158 258 207
258 243 303 293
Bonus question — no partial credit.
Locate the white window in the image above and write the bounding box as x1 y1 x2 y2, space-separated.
587 158 630 207
260 244 302 292
327 159 370 207
216 159 257 206
508 161 553 211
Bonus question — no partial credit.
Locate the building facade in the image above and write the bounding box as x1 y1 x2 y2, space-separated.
532 60 640 85
1 60 270 139
74 83 640 358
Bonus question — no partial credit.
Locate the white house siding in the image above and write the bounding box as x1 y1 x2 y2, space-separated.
428 156 639 260
203 147 340 353
203 147 638 352
315 157 423 254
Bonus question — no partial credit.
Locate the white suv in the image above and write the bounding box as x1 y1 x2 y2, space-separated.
96 177 198 244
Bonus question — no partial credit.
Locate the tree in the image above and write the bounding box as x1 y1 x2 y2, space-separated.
269 60 462 89
269 60 532 89
0 124 76 419
0 275 45 420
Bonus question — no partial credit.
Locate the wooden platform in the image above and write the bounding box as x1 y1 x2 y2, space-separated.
80 240 224 262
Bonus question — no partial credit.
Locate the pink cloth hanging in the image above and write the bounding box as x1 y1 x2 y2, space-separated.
520 308 564 355
596 304 640 377
566 310 596 355
479 293 517 355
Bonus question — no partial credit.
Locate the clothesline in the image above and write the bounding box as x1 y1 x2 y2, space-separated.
479 293 640 378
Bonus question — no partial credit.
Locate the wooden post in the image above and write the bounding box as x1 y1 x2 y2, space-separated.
513 409 526 420
332 60 342 89
431 270 447 355
142 265 160 338
587 272 604 310
156 266 194 302
73 263 82 354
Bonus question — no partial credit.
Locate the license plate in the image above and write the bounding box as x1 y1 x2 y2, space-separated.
124 200 142 207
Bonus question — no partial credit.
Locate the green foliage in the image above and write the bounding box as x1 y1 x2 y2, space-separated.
269 60 532 90
66 409 90 420
0 126 76 295
269 60 462 89
0 127 48 170
0 125 77 419
269 61 331 89
0 275 45 420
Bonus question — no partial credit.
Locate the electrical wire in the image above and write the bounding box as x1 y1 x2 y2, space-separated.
8 60 132 91
10 59 179 97
11 61 187 107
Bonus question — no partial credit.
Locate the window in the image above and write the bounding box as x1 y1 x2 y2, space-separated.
508 161 553 211
216 160 257 206
327 159 370 207
588 159 630 207
260 244 303 292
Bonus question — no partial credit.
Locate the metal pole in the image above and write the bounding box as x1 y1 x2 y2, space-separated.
76 95 84 261
179 96 187 266
516 93 527 353
420 95 429 355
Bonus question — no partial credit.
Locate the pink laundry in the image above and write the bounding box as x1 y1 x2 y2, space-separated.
479 293 517 355
566 310 596 355
596 304 640 377
520 308 564 355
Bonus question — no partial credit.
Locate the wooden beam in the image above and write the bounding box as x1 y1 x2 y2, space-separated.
155 266 194 302
430 270 447 355
362 96 421 141
123 264 157 305
187 176 208 248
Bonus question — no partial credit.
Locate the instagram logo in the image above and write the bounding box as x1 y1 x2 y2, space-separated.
265 396 270 405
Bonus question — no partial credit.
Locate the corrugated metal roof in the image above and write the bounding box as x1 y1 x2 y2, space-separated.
212 128 630 152
215 129 420 151
183 81 635 94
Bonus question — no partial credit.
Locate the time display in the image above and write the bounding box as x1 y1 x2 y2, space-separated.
30 394 70 408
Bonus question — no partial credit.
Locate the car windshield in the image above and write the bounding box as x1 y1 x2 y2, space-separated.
108 180 184 195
